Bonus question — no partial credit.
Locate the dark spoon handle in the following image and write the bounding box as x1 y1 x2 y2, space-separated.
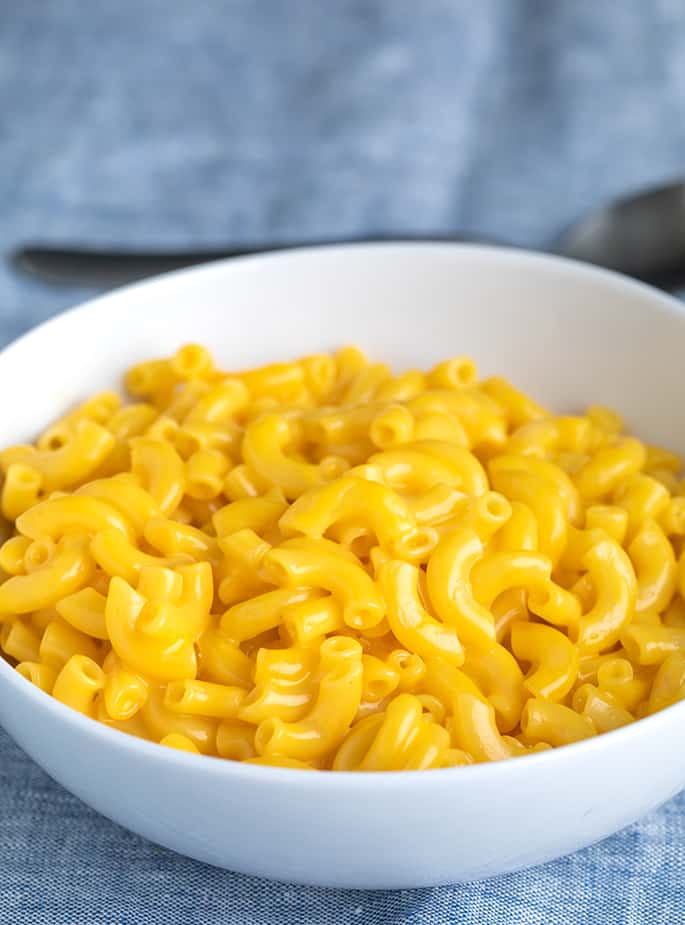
13 246 255 287
12 235 492 288
14 239 684 292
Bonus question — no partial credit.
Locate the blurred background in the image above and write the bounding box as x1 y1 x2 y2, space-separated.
4 0 685 344
2 2 685 921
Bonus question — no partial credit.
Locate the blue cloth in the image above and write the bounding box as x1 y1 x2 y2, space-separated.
1 2 684 921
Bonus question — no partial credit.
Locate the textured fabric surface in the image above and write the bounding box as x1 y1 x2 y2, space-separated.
1 1 685 922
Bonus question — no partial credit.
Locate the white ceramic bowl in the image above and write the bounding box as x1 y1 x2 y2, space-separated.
1 244 684 888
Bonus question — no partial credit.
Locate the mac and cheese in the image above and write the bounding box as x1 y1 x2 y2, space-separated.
1 344 684 771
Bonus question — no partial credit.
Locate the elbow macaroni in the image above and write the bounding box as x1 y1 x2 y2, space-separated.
1 343 684 770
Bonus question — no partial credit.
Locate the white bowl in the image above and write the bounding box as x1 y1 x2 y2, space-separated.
1 244 684 888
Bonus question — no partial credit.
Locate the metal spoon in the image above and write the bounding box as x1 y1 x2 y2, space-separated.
12 180 685 291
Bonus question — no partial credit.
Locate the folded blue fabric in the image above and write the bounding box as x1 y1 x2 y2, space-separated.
1 2 684 921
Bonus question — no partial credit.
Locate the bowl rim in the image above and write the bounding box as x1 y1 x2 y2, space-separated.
1 240 685 787
4 239 685 357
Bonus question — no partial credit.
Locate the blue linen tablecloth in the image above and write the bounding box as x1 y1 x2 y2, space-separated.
1 2 685 922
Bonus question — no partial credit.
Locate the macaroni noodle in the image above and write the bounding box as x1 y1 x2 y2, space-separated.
1 344 683 770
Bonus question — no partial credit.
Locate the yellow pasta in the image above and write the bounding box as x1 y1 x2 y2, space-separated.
237 645 316 725
130 437 185 515
505 416 591 458
334 693 450 770
75 476 162 536
571 684 634 733
1 618 41 663
216 718 256 760
379 559 465 666
462 643 526 733
425 528 496 651
160 732 201 754
647 653 685 713
17 495 133 542
450 693 515 762
196 627 253 688
489 462 568 565
520 699 596 747
91 528 192 585
164 678 245 718
1 343 683 771
15 660 58 693
0 534 95 617
0 534 32 575
614 473 670 537
105 564 212 681
572 537 637 652
103 652 149 721
52 654 105 717
510 622 579 701
0 420 115 493
595 657 650 713
39 618 100 669
221 587 316 643
628 519 677 615
280 595 345 646
1 463 44 520
140 684 217 754
55 587 109 639
254 636 363 762
262 538 385 630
